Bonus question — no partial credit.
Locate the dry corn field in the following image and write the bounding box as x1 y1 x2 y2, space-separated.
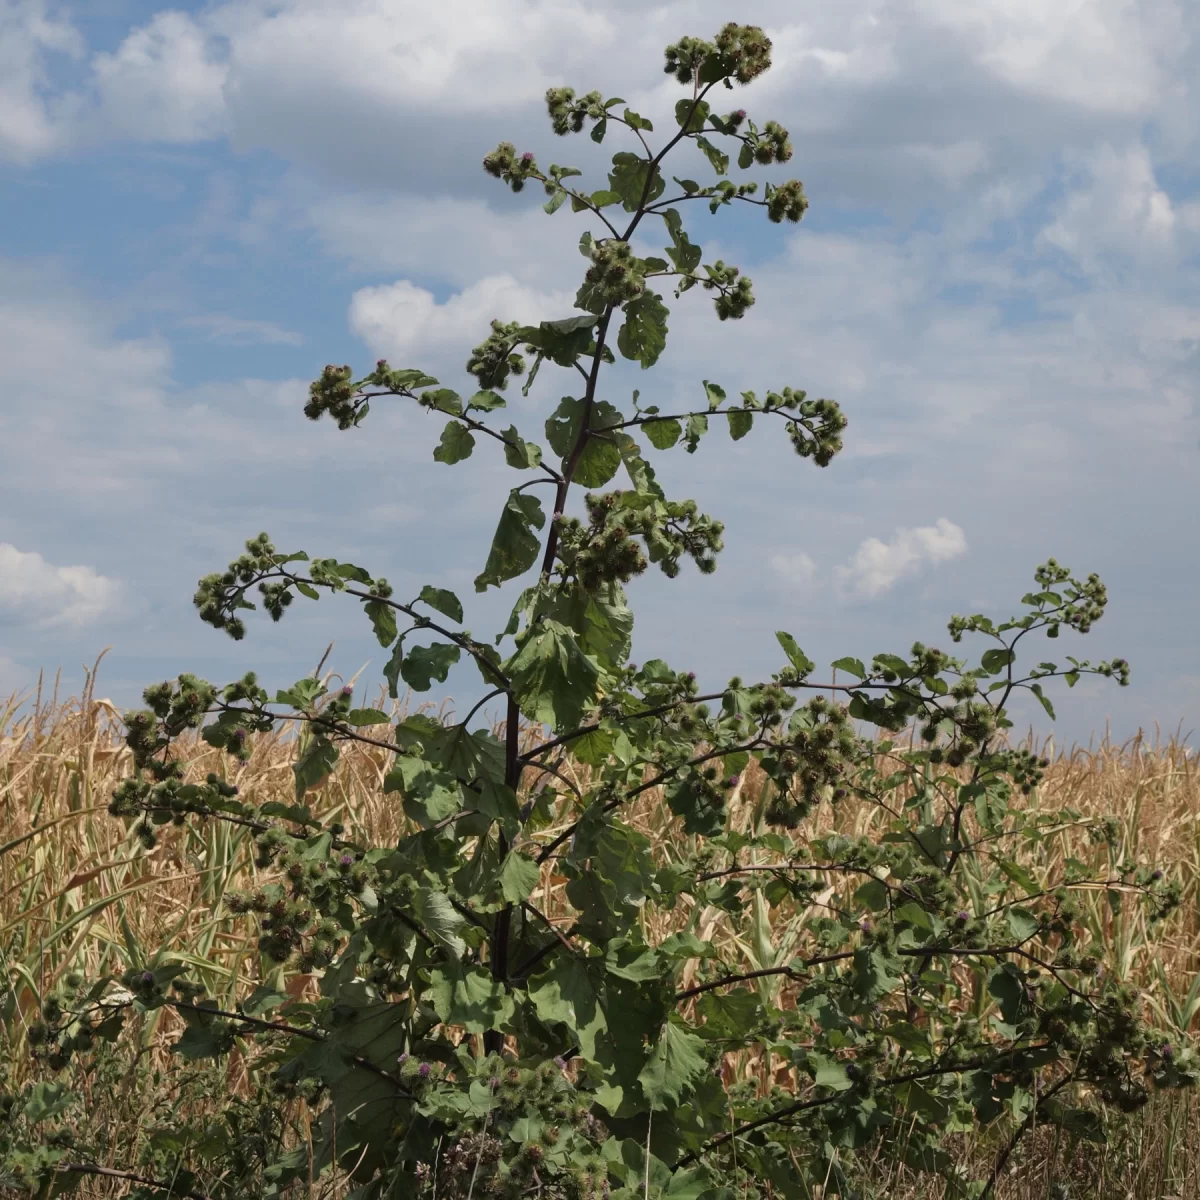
2 659 1199 1199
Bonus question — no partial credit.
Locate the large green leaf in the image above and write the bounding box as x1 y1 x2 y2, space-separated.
663 207 702 272
495 850 540 904
428 964 514 1033
519 315 598 366
545 396 586 458
425 724 506 784
574 437 622 487
293 737 338 801
399 643 461 692
547 581 633 674
506 620 601 731
414 888 467 958
608 151 665 211
727 408 753 440
617 291 669 369
23 1081 73 1124
433 420 474 464
501 425 543 470
673 98 711 132
475 491 546 592
776 631 815 676
419 585 463 623
529 957 607 1060
638 1021 707 1110
382 754 463 826
643 417 682 450
694 135 728 176
363 598 397 647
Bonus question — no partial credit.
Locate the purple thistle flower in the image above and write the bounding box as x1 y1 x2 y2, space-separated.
141 971 155 986
554 1056 567 1070
397 1053 409 1065
339 854 354 867
340 685 353 698
956 910 970 923
418 1062 431 1078
521 151 534 163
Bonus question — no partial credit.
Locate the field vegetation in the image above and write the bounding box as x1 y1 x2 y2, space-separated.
2 660 1197 1198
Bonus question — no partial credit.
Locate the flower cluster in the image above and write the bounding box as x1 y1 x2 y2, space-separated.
193 532 289 639
304 363 361 429
227 839 373 969
750 118 793 164
466 319 528 391
663 23 773 87
482 141 542 192
781 395 847 465
766 178 808 223
580 239 646 308
763 695 861 826
702 259 754 319
545 86 605 135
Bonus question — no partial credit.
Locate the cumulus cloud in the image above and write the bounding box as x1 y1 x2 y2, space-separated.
0 0 83 161
0 543 120 626
85 11 227 144
1040 143 1186 272
769 552 817 589
834 519 967 599
6 0 1198 203
348 275 572 364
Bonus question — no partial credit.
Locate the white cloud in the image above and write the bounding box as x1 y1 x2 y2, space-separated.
348 274 572 364
86 11 227 144
0 0 83 161
4 0 1197 205
1040 143 1186 272
0 543 120 626
912 0 1184 114
179 314 303 347
834 519 967 599
308 192 583 290
769 552 817 589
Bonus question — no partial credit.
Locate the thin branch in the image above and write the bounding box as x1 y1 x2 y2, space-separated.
460 688 506 728
171 1000 413 1093
677 1043 1055 1167
675 966 807 1001
54 1163 215 1200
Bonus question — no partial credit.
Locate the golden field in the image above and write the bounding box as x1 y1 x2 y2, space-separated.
2 656 1198 1199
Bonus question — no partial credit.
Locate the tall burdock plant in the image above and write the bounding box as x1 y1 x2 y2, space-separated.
7 22 1195 1200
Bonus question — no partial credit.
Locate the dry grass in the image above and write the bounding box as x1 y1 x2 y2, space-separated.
2 655 1198 1198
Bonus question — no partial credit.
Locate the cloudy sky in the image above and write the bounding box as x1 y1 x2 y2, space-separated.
1 0 1197 747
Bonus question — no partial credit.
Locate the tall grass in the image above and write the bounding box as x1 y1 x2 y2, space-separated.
2 656 1197 1197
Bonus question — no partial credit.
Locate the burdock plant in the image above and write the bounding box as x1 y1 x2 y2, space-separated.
7 21 1195 1200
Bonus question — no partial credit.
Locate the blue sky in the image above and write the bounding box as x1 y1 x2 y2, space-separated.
1 0 1198 747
